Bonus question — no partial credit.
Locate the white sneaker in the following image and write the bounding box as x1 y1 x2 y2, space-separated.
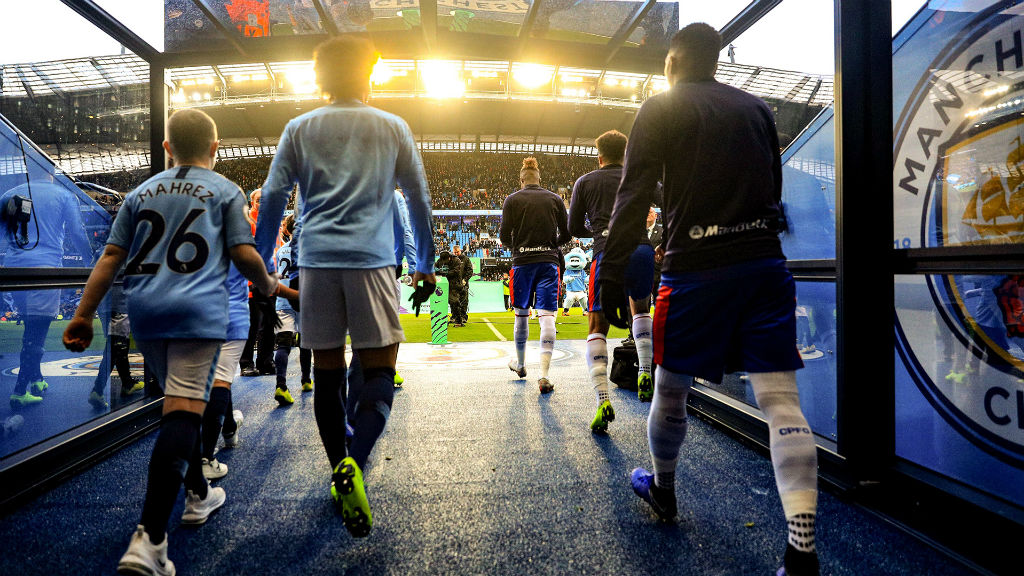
117 525 175 576
222 410 243 448
181 486 226 525
201 457 228 480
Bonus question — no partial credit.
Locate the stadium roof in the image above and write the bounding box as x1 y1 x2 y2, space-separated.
0 53 832 108
57 0 785 73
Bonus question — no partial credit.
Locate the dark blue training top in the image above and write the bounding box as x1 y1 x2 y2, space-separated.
603 79 784 278
499 184 570 266
569 163 656 257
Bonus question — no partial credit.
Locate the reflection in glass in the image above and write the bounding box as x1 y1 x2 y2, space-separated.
697 281 837 441
895 274 1024 505
0 286 152 461
534 0 677 46
717 0 833 76
436 0 532 35
780 112 836 260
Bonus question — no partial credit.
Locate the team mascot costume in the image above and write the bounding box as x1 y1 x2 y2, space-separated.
562 248 589 316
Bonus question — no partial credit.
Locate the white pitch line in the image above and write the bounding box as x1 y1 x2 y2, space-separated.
481 318 507 341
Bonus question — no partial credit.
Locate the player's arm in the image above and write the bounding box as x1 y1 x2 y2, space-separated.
499 196 513 246
604 98 665 279
64 244 127 352
567 179 591 238
255 123 298 270
394 120 435 284
555 198 572 247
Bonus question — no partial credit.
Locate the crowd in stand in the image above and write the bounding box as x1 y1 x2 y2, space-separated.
82 151 599 259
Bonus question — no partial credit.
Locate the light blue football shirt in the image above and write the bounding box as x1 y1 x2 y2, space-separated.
255 100 435 274
1 180 93 268
225 263 250 341
275 239 296 312
107 165 254 340
563 269 588 293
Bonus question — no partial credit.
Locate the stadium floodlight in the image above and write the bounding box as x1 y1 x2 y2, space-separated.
420 60 464 99
512 64 553 90
286 68 318 94
371 56 394 85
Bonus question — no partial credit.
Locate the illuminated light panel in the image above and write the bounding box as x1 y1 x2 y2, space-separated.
513 64 553 89
421 60 464 98
983 84 1010 97
371 56 394 85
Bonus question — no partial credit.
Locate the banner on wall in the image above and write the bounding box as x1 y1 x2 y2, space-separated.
893 4 1024 473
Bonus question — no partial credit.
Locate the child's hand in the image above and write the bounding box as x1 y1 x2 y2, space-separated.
63 316 94 352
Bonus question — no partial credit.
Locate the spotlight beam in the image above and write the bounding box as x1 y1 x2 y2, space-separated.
420 0 438 54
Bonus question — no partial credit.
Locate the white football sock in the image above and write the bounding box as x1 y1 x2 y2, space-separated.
586 333 609 403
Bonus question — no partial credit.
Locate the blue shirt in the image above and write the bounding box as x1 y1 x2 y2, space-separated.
256 100 435 274
225 264 250 341
1 181 93 268
563 269 587 293
108 165 254 340
275 240 297 312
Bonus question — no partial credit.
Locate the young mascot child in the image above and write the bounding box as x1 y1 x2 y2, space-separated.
63 109 296 576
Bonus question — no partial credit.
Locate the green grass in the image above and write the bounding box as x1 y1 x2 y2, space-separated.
399 309 629 344
0 310 623 354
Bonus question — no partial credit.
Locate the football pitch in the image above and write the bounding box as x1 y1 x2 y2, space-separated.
399 309 630 343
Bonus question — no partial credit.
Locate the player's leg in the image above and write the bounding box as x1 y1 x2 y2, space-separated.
301 269 351 472
627 245 656 402
534 263 559 394
111 313 142 395
299 342 313 391
740 261 817 576
330 267 404 538
273 309 298 405
586 253 614 430
200 339 244 478
89 309 114 410
508 266 529 378
631 365 690 519
121 339 222 575
750 372 819 576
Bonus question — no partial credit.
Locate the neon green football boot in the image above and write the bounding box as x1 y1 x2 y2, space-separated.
331 457 372 537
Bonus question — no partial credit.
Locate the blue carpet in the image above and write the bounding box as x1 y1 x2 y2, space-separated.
0 341 976 575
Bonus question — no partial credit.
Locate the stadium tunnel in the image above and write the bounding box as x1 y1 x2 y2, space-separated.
0 1 1021 575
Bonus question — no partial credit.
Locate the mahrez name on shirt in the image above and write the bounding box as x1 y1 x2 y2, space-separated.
137 181 215 203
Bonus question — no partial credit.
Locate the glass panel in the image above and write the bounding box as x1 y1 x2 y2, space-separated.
780 111 836 260
164 0 235 52
893 0 926 36
895 274 1024 506
694 281 838 442
333 0 417 33
437 0 532 36
626 1 679 54
2 2 132 65
892 3 1024 249
0 285 156 461
716 0 833 147
537 0 677 46
719 0 834 76
679 1 753 31
94 0 165 51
